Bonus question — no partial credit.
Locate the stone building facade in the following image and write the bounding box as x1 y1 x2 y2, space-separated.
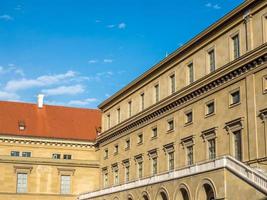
79 0 267 199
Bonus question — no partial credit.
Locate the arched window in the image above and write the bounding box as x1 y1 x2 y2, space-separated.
180 188 190 200
156 188 169 200
203 184 215 200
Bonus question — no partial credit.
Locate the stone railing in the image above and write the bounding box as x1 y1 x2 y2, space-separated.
78 156 267 199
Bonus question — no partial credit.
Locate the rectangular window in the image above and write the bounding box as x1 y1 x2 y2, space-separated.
11 151 20 157
234 130 242 161
63 154 72 160
117 108 121 123
17 173 27 193
60 175 71 194
188 63 194 84
104 149 108 159
22 152 31 157
107 114 111 129
168 152 174 171
125 139 130 150
170 74 176 94
208 49 216 72
128 101 132 117
167 120 174 131
140 93 145 111
208 139 216 160
152 157 157 175
187 146 193 165
152 127 158 138
103 171 108 187
232 34 240 59
185 111 193 124
114 144 119 155
114 169 119 185
52 153 61 159
231 90 240 105
125 166 130 182
138 134 143 144
137 161 143 178
154 84 159 103
206 101 215 115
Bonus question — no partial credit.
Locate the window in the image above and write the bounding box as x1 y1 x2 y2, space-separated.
154 84 159 103
117 108 121 123
22 152 31 157
208 139 216 160
17 173 27 193
107 114 111 129
152 157 157 175
185 111 193 124
60 175 71 194
234 130 242 161
263 76 267 93
11 151 20 157
168 151 174 171
52 153 61 159
187 146 193 165
104 149 108 159
128 101 132 117
113 168 119 185
137 133 143 144
208 49 216 72
125 139 130 150
137 161 143 178
114 144 119 155
167 119 174 132
125 165 130 182
152 127 158 138
63 154 72 160
206 101 215 116
140 93 145 111
170 74 176 94
103 171 108 187
230 90 240 105
18 121 26 131
188 63 194 84
232 34 240 59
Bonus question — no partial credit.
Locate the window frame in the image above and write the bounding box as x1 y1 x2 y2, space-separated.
17 173 28 193
60 175 71 194
205 100 215 117
169 73 176 94
187 62 194 84
154 83 160 103
208 48 216 73
11 151 20 157
185 110 193 125
229 88 241 107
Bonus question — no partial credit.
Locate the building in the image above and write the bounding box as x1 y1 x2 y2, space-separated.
79 0 267 200
0 96 101 200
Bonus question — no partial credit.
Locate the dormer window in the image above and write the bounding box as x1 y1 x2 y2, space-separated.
18 121 26 131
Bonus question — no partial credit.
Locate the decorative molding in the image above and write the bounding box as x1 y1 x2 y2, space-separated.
225 117 244 133
181 135 195 148
201 127 218 142
0 135 95 149
259 108 267 122
97 46 267 145
163 142 174 154
57 168 75 175
14 165 33 174
147 148 158 159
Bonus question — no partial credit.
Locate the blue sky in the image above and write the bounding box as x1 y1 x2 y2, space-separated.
0 0 243 108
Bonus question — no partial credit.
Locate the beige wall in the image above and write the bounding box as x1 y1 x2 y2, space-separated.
0 137 100 200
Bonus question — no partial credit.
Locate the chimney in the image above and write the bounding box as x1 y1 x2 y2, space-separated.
37 94 44 108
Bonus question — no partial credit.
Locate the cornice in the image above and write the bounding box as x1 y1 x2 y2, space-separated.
98 0 264 110
0 155 99 168
0 134 95 149
97 44 267 145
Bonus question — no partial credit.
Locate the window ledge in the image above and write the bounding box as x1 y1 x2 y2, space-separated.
137 142 143 146
114 152 118 156
229 102 241 109
167 129 174 134
205 112 215 118
184 122 193 127
151 136 158 140
125 147 130 151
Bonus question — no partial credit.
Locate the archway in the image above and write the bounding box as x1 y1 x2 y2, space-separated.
127 194 134 200
142 191 149 200
175 184 191 200
156 188 169 200
196 179 216 200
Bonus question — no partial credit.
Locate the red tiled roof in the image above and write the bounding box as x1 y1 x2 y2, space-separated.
0 101 101 141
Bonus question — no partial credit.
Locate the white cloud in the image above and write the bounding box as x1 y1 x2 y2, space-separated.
103 59 113 63
0 14 13 21
107 24 115 28
5 70 76 91
0 90 19 100
88 59 98 64
0 65 24 76
118 22 126 29
41 84 85 96
95 19 101 23
68 98 98 106
205 3 221 9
